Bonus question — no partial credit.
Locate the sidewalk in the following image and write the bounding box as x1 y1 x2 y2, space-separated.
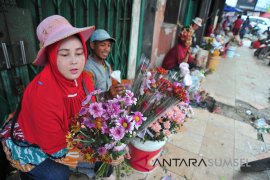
128 44 270 179
202 43 270 109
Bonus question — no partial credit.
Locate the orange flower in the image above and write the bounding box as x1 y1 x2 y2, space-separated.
95 117 104 130
156 67 168 75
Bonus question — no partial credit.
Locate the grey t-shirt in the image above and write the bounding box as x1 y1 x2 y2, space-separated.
84 56 112 92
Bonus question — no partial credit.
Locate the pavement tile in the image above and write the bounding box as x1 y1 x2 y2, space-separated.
208 114 235 130
235 132 268 155
168 131 204 154
145 166 186 180
235 121 258 140
199 136 234 160
184 116 208 136
204 122 234 146
191 163 234 180
159 142 200 179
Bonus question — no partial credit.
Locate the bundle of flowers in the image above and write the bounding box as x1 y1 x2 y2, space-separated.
131 55 190 139
202 34 225 56
178 27 193 47
189 89 209 107
67 89 146 177
188 70 209 107
141 102 193 141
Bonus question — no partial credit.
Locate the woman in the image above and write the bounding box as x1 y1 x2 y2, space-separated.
162 27 193 70
0 15 117 179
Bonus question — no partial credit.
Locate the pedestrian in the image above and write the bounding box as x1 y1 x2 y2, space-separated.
0 15 123 180
263 26 270 40
232 15 243 36
240 16 250 39
84 29 125 97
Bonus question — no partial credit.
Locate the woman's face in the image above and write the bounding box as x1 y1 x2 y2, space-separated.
90 40 111 61
57 36 85 80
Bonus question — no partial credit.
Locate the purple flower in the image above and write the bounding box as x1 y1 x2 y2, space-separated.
122 96 137 106
81 95 92 106
89 102 104 118
113 143 126 152
133 111 146 129
155 92 163 102
105 142 116 150
97 146 107 156
118 116 135 133
89 89 102 96
125 90 134 97
79 107 88 116
101 124 110 134
106 102 122 118
82 117 95 129
110 126 125 141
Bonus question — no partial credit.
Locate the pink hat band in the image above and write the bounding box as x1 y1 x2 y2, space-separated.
33 15 95 66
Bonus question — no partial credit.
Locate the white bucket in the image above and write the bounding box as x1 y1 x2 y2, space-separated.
130 138 167 152
226 46 237 58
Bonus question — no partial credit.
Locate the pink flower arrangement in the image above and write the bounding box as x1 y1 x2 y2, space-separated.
67 89 146 177
140 102 193 141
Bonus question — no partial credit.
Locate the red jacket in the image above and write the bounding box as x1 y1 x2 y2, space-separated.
162 43 189 70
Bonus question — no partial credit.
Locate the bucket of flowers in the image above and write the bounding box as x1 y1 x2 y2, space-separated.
127 56 190 172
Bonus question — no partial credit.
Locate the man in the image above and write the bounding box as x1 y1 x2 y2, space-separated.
190 17 202 48
232 15 243 36
84 29 125 97
189 17 202 68
240 16 250 39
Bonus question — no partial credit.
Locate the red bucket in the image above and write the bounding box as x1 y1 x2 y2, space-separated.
128 138 166 172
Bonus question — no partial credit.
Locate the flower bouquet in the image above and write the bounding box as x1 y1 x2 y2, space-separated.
201 34 225 56
131 55 189 140
67 89 146 177
143 102 193 142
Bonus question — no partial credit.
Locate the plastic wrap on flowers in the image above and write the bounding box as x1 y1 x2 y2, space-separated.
130 55 190 140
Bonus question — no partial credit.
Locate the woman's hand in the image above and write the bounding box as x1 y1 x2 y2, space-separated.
110 155 124 166
109 83 126 97
110 146 131 166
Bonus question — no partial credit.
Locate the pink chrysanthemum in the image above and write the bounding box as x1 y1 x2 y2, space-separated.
118 116 135 133
150 122 162 133
163 121 171 129
89 102 104 118
110 126 125 141
133 111 146 129
105 142 116 150
113 143 126 152
106 102 122 118
97 146 107 156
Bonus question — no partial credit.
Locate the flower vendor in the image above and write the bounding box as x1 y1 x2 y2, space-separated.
84 29 126 97
162 27 194 70
0 15 122 179
162 17 202 70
